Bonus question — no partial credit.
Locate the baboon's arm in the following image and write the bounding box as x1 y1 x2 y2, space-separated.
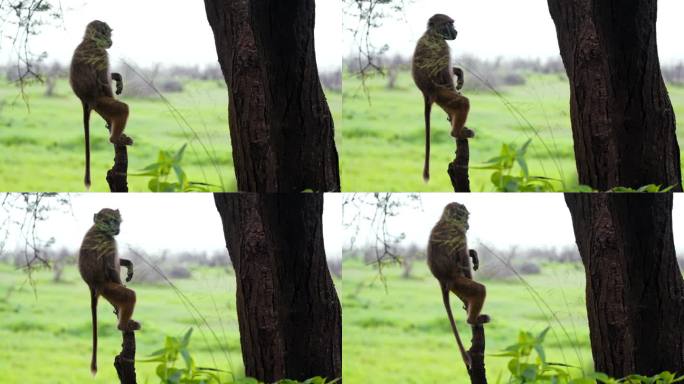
119 258 134 282
453 67 464 90
111 73 123 95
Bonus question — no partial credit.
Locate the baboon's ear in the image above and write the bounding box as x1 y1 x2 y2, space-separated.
115 209 120 214
93 213 98 222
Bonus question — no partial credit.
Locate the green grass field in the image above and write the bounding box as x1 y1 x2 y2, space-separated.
340 72 684 191
0 79 342 192
0 263 244 383
342 258 593 383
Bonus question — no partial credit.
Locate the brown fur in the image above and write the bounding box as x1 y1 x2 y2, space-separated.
78 208 139 375
427 202 488 369
412 14 471 182
70 20 132 189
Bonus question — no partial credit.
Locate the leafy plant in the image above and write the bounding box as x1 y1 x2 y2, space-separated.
494 328 684 384
609 184 677 193
132 144 214 192
139 328 227 383
140 328 339 384
474 139 558 192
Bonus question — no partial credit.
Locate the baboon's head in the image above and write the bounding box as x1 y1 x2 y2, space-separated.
428 14 457 40
442 202 469 229
84 20 113 48
93 208 122 236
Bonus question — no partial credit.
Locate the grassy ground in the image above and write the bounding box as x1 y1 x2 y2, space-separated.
340 72 684 191
0 263 243 383
342 258 594 383
0 79 342 192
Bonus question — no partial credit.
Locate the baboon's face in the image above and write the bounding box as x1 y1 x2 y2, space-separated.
94 208 122 235
429 14 457 41
443 202 469 226
84 20 113 48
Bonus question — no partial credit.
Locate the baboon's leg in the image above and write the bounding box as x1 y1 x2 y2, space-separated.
93 96 132 145
101 281 140 331
434 88 472 139
448 276 486 324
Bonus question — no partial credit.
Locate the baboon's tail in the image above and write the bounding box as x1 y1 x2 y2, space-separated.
83 102 92 191
90 288 98 375
441 281 471 369
423 96 432 182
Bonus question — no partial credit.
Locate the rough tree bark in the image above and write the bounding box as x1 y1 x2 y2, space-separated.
204 1 341 192
548 1 681 191
565 193 684 376
467 324 487 384
214 193 342 382
114 330 137 384
106 143 128 192
448 138 470 192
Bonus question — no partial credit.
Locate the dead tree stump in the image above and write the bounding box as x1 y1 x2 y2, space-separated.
106 142 129 192
466 323 487 384
114 330 137 384
448 138 471 192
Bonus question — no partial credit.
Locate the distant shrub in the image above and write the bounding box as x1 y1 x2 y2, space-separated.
502 73 526 86
328 259 342 278
319 70 342 92
160 79 184 93
518 262 541 275
168 266 191 279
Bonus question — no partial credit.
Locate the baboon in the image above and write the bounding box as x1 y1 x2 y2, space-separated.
78 208 140 375
412 14 471 182
427 202 488 369
70 20 132 189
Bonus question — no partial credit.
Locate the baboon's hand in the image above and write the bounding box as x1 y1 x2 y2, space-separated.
453 67 464 90
111 73 123 95
469 249 479 271
126 270 133 282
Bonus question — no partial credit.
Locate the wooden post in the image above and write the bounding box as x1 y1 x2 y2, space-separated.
448 138 471 192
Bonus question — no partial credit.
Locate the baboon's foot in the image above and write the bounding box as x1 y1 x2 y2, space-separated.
118 319 141 332
111 134 134 146
467 314 490 325
451 127 475 139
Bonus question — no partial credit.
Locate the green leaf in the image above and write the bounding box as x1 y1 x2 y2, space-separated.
181 328 193 347
535 327 550 344
173 143 188 163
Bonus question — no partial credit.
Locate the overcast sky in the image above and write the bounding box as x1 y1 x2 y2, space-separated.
343 0 684 64
2 193 342 260
2 1 681 74
344 194 684 252
0 0 342 70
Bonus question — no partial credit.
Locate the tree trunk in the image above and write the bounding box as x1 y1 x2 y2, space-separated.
565 193 684 376
214 193 342 382
548 1 681 191
204 1 341 192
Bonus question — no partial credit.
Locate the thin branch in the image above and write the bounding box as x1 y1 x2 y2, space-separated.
114 330 137 384
448 138 471 192
106 142 129 192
